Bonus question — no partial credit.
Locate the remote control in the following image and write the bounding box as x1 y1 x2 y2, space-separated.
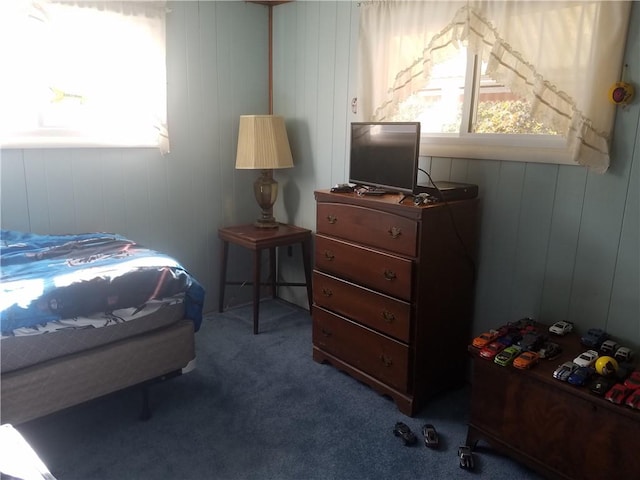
331 183 354 193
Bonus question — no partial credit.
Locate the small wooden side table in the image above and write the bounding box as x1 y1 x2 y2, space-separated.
218 223 313 334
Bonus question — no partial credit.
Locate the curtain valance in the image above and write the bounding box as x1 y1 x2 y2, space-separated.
359 1 632 172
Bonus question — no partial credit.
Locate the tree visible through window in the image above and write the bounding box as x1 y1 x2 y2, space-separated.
393 48 557 136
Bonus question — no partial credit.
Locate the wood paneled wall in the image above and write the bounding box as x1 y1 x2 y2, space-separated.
1 1 638 348
272 1 640 346
1 1 271 314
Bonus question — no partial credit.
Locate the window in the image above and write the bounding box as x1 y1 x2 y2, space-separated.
393 45 567 163
397 48 557 136
358 1 632 173
0 0 168 152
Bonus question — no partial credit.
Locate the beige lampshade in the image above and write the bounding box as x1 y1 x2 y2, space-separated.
235 115 294 170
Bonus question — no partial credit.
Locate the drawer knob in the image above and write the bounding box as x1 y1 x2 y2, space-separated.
321 328 332 337
327 215 338 224
383 269 397 281
322 287 333 297
388 226 402 239
379 354 393 367
324 251 335 261
382 310 395 323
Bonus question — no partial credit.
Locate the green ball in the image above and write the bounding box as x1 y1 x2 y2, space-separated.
595 356 618 376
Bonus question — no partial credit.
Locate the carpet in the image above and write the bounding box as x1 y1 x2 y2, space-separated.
17 299 543 479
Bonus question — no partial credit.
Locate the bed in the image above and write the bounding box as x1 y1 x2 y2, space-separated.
0 230 205 425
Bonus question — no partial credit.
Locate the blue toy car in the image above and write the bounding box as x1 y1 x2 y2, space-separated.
567 366 594 386
580 328 608 349
497 331 523 347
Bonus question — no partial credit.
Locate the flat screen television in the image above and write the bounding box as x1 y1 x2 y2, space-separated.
349 122 420 194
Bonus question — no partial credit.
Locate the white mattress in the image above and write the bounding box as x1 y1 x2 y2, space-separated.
1 299 185 373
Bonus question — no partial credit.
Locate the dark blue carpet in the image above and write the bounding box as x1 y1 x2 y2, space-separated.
17 299 543 479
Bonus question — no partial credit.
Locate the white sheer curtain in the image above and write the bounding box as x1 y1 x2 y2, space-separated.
0 0 168 152
358 1 632 173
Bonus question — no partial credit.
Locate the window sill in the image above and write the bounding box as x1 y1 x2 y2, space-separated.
419 135 577 166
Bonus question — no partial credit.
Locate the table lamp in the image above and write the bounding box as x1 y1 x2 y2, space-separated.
235 115 294 228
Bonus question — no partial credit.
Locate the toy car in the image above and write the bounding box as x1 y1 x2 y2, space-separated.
458 445 474 470
615 363 632 382
615 346 634 363
393 422 417 445
625 389 640 410
479 341 506 360
567 366 594 386
511 317 536 330
549 321 573 336
538 341 562 360
623 371 640 390
518 332 547 352
497 331 522 347
513 351 540 370
494 324 518 337
605 383 631 405
494 345 522 366
472 330 500 348
422 424 439 449
580 328 608 349
573 349 599 367
588 375 616 396
600 339 620 356
502 317 536 335
553 361 578 381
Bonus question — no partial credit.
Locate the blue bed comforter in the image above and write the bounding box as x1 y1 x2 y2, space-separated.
0 230 204 335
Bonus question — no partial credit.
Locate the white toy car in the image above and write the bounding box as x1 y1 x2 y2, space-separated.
549 321 573 336
615 346 634 363
553 361 578 381
600 339 620 356
574 349 599 367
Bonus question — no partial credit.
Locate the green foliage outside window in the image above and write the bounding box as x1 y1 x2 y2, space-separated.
474 100 557 135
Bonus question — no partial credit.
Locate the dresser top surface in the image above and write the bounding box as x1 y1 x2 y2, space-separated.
314 190 477 219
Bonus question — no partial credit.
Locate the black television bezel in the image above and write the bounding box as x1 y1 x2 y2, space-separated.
348 121 421 195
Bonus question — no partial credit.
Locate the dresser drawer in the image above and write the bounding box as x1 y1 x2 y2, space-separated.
315 235 413 301
313 271 411 343
313 306 409 391
317 203 418 257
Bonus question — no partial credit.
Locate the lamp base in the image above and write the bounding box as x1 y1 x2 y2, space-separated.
254 218 280 229
253 169 280 229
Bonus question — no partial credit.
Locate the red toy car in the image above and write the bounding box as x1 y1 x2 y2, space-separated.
605 383 632 405
479 341 506 360
625 389 640 410
623 371 640 390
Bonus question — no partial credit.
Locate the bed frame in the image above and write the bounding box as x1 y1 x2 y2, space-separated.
0 230 202 425
1 315 195 425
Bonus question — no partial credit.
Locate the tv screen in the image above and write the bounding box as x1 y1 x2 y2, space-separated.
349 122 420 194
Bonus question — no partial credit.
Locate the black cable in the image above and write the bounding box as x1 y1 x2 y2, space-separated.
419 168 477 280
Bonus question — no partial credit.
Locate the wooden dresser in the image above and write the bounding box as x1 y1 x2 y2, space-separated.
467 326 640 480
312 190 478 416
